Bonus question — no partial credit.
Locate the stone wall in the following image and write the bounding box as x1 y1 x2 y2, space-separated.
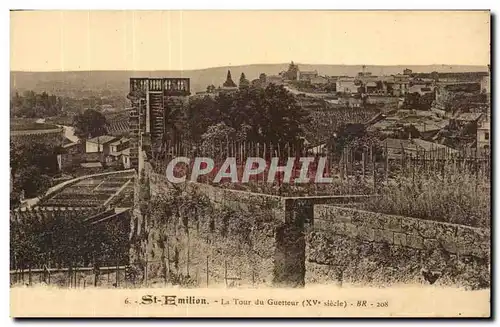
307 205 490 289
131 158 490 289
130 168 297 287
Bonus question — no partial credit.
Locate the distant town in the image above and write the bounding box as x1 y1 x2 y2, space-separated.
11 61 491 190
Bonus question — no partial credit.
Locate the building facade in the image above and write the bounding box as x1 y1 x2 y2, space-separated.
299 71 318 81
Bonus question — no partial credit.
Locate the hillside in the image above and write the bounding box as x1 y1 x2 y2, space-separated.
11 64 488 97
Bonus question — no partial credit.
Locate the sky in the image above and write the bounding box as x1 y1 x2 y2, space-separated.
10 10 491 72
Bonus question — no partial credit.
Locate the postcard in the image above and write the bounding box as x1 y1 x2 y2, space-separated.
9 10 491 318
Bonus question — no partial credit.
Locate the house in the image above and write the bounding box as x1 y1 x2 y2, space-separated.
365 81 379 94
453 112 483 123
85 135 117 155
299 71 318 81
408 84 435 95
310 76 329 86
336 77 360 94
339 97 363 108
121 148 131 169
110 138 130 155
58 142 85 170
391 75 410 96
106 137 131 168
266 75 284 86
384 138 457 159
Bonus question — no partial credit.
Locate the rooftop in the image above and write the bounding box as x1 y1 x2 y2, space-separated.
62 142 80 148
453 112 483 122
87 135 117 144
109 137 130 146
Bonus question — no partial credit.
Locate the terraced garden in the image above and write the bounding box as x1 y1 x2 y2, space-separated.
39 171 135 208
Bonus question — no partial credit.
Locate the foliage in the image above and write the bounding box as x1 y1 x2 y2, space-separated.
10 213 129 269
10 91 63 118
445 92 487 114
239 73 250 89
162 99 186 144
10 140 61 202
73 109 108 139
198 122 251 159
206 84 216 93
284 61 299 80
361 169 490 228
223 70 237 88
327 123 382 160
184 84 310 145
402 92 435 110
12 166 52 200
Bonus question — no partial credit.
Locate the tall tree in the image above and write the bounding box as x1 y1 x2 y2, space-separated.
239 73 250 89
223 70 237 88
73 109 108 139
184 84 309 145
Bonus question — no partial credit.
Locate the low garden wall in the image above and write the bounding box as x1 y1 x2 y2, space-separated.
307 205 490 289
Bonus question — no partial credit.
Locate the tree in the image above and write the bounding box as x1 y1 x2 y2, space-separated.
223 70 237 88
419 92 435 110
257 84 310 143
184 84 310 146
73 109 108 139
10 90 62 118
402 92 421 109
445 93 487 114
10 140 61 204
185 96 220 142
328 123 381 160
285 61 299 80
239 73 250 89
206 84 216 93
430 71 439 82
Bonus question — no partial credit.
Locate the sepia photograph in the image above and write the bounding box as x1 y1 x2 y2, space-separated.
8 10 491 318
